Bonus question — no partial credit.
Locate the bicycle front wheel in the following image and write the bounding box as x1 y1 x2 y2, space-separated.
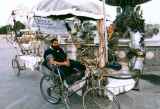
40 75 61 104
83 87 120 109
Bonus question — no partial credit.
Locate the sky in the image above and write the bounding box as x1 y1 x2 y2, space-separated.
0 0 40 26
0 0 160 27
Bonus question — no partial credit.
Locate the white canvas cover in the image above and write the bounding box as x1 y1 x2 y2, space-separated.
34 0 104 19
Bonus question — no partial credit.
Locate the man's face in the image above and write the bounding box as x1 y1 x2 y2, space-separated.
52 40 59 47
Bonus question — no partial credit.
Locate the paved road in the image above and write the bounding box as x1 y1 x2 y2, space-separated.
0 36 160 109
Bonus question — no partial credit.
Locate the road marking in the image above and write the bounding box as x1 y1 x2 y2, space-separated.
5 95 29 109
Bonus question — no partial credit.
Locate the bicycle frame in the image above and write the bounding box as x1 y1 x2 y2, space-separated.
55 65 89 97
53 63 103 96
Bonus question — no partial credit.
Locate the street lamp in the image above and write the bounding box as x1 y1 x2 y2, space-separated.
11 10 16 27
11 10 17 40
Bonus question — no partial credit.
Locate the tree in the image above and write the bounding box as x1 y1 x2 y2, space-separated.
0 21 25 34
0 25 12 34
14 21 25 31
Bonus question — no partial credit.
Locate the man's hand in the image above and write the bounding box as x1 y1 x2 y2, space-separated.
63 59 70 66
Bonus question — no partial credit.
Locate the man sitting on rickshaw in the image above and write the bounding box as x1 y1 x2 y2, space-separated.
42 38 86 85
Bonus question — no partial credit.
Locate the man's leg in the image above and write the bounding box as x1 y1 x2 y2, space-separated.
70 59 86 77
132 69 141 91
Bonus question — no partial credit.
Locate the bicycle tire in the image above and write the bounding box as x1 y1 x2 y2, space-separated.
40 75 61 104
11 58 20 76
12 59 17 69
83 87 120 109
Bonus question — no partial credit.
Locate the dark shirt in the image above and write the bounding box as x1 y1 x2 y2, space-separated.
43 46 73 78
43 46 67 67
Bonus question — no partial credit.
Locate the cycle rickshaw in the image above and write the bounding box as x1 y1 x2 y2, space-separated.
33 0 146 108
39 45 121 109
39 38 145 109
11 29 43 76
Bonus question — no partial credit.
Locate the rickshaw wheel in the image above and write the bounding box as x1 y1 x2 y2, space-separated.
40 75 61 104
83 87 120 109
12 58 20 76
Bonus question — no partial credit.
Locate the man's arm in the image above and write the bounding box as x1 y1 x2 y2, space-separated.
48 58 70 66
46 54 70 66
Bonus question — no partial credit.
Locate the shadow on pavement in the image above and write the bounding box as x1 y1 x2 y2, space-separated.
141 74 160 85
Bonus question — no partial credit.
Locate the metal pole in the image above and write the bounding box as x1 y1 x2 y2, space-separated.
103 0 108 63
11 10 17 41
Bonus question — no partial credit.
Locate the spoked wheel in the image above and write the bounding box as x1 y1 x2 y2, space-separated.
11 58 20 76
83 87 120 109
63 93 70 109
40 75 61 104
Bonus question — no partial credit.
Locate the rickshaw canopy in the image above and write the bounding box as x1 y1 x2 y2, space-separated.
34 0 105 20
